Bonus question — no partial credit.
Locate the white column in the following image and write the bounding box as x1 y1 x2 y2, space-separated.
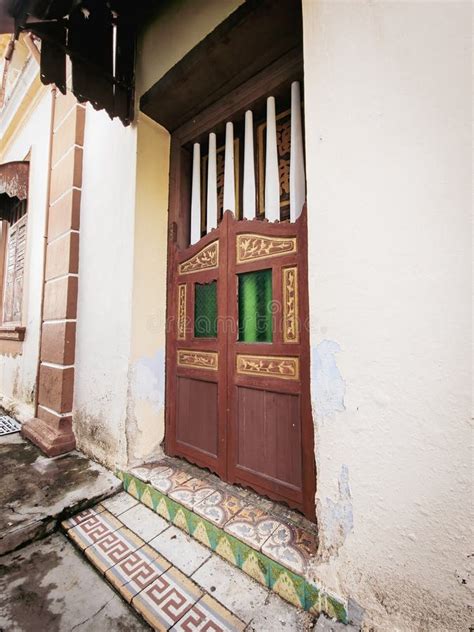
207 132 218 232
290 81 306 222
190 142 201 245
223 121 235 213
264 96 280 221
243 110 256 219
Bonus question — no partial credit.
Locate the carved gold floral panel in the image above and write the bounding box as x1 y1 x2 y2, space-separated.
179 241 219 275
177 284 186 340
236 234 297 264
283 267 299 343
177 349 218 371
236 354 299 380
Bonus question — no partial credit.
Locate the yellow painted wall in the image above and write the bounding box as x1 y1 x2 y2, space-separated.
127 113 170 463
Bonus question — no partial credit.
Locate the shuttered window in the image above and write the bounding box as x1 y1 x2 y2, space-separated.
3 201 27 324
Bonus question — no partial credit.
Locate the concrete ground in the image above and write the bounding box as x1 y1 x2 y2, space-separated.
0 433 121 555
0 532 149 631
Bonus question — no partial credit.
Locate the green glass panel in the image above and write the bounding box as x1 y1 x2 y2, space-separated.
194 281 217 337
238 269 273 342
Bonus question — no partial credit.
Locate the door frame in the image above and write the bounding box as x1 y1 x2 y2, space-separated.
164 49 317 521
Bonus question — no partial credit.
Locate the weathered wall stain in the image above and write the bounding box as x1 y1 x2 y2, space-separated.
311 340 346 419
131 348 165 412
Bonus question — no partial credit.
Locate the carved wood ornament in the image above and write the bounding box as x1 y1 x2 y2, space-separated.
177 284 186 340
177 349 218 371
236 234 296 263
179 241 219 275
236 354 300 380
283 266 299 343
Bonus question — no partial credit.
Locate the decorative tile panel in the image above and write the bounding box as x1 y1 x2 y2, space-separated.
148 465 192 496
68 510 122 550
282 266 299 343
133 566 203 630
85 526 144 573
261 522 317 576
179 241 218 275
224 505 280 549
168 477 216 510
106 544 172 603
61 505 105 530
194 490 246 528
236 354 299 380
171 594 246 631
177 349 218 371
236 234 296 264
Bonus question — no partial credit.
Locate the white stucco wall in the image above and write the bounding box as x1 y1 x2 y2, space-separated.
0 87 52 421
302 1 472 630
73 105 137 468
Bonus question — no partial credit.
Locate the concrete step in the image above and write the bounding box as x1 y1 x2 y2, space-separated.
62 493 318 631
0 433 121 555
117 458 348 624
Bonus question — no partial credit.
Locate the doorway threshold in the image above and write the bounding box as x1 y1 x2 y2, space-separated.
117 455 348 623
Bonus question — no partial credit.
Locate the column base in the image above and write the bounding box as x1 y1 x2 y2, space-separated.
21 415 76 457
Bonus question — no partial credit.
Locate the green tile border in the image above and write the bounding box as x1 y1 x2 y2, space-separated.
116 469 348 624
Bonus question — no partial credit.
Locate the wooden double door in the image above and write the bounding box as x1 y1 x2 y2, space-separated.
166 209 315 519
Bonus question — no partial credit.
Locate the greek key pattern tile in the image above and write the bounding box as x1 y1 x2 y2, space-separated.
106 544 172 602
68 510 122 550
171 594 246 631
85 526 144 573
133 566 203 630
61 504 105 530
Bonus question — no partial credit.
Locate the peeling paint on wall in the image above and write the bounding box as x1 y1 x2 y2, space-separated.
132 348 165 411
318 464 354 560
312 340 346 419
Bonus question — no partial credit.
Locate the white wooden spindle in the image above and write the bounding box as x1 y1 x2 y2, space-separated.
243 110 256 219
264 96 280 221
190 143 201 245
207 133 218 232
290 81 306 221
223 121 235 213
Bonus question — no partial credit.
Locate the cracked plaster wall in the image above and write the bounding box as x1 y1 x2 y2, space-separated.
303 1 472 630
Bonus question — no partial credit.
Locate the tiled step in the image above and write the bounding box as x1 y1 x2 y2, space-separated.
117 458 347 624
62 493 316 631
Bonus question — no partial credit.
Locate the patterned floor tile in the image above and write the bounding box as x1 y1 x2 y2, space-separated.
129 460 169 483
150 465 193 495
224 505 280 549
68 510 122 550
261 522 317 576
85 526 144 573
106 544 172 602
168 477 216 510
133 565 203 630
171 594 246 631
61 504 105 530
194 490 246 528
